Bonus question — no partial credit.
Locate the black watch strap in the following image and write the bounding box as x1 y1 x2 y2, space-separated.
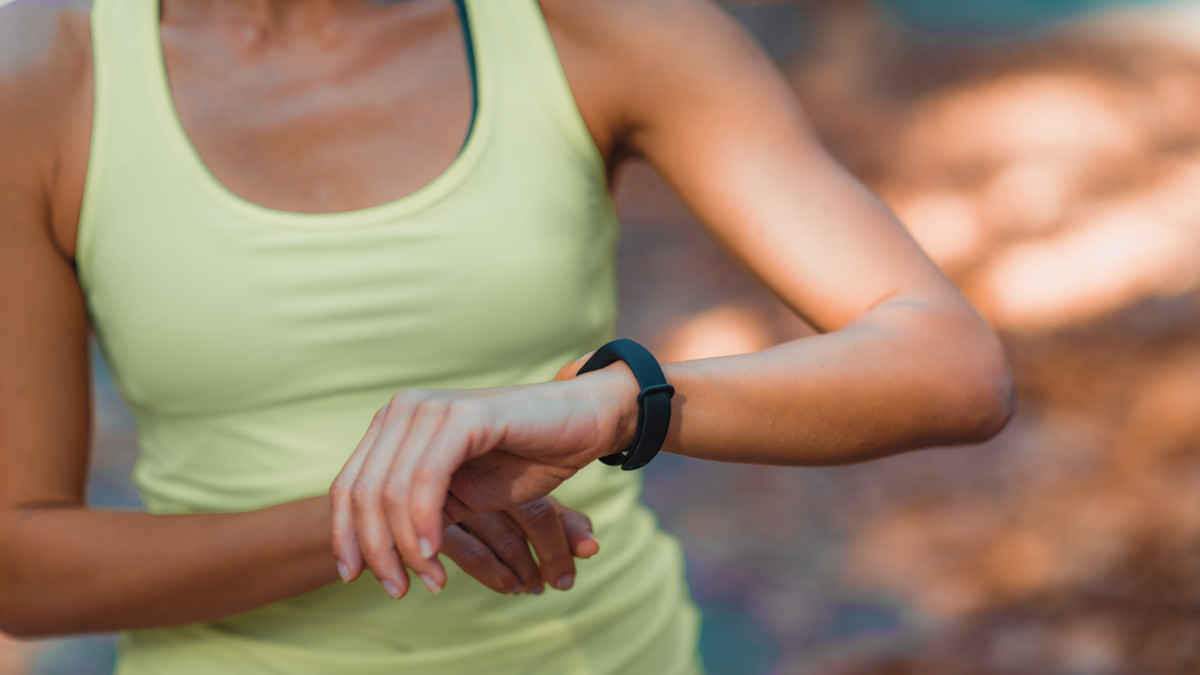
574 338 675 471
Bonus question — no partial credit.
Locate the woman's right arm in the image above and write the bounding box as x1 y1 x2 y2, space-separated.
0 9 346 638
0 2 592 638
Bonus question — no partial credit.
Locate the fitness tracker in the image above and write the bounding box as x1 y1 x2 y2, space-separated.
573 338 675 471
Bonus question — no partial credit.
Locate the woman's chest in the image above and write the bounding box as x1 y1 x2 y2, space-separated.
85 178 620 416
49 0 618 263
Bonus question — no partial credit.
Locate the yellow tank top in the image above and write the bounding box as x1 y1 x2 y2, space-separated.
78 0 703 672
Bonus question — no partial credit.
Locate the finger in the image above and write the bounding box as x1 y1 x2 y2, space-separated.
443 493 477 526
441 525 522 596
329 408 386 582
351 492 410 600
557 505 600 559
351 398 422 599
381 398 452 593
508 498 576 591
554 350 598 381
458 512 544 594
405 400 493 567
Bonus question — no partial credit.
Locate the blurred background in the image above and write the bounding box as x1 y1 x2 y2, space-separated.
4 0 1200 673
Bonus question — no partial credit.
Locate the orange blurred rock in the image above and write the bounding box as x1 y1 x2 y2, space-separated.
660 304 777 363
898 73 1144 176
980 159 1077 235
974 157 1200 331
978 530 1057 599
886 189 987 271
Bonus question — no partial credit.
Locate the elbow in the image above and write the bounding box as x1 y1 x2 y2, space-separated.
966 367 1017 444
0 544 23 639
0 620 56 642
0 586 34 640
0 533 49 640
0 617 35 641
0 594 72 640
0 587 57 640
950 330 1017 444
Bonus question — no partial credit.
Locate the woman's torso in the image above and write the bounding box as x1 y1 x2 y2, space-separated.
39 0 624 253
10 0 703 672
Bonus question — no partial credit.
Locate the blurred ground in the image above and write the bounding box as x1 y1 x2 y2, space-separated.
5 1 1200 674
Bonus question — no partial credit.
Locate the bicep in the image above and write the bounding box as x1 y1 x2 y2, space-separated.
0 135 92 514
617 0 964 332
0 0 96 514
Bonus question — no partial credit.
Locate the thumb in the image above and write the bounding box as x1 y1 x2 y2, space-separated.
553 350 597 382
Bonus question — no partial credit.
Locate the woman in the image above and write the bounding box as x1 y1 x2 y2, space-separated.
0 0 1016 672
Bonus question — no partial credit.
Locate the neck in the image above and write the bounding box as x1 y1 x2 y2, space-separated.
162 0 387 33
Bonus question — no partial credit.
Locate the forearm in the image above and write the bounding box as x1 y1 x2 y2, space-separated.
0 496 339 638
314 298 1014 567
592 296 1016 466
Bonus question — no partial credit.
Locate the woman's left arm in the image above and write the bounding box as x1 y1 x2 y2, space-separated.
330 0 1015 584
551 0 1015 465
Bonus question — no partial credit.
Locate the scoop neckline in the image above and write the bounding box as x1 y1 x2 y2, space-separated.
143 0 490 230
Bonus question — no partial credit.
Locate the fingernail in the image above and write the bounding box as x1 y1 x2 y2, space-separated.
510 585 522 596
419 538 434 559
337 560 351 583
420 574 442 595
382 580 401 599
533 584 545 596
555 574 575 591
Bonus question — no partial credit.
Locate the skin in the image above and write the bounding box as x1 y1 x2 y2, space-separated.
0 0 593 637
0 0 1016 640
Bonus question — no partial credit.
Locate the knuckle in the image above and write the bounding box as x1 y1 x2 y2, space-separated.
447 398 487 425
563 511 592 533
411 467 437 488
490 569 520 593
409 499 437 525
491 573 519 594
517 500 557 529
444 397 473 417
329 477 349 500
540 552 574 579
380 480 408 508
349 482 377 509
390 389 424 409
329 517 349 539
452 544 492 571
548 554 575 573
359 539 392 564
420 396 450 413
493 532 531 560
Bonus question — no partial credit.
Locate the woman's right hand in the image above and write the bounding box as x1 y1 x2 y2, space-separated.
332 494 599 599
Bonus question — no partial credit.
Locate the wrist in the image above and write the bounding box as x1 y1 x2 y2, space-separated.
577 360 642 462
287 496 341 582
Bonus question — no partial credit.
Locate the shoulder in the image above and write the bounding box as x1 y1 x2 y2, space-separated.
0 0 92 131
0 0 93 251
537 0 736 44
536 0 788 162
0 0 93 161
537 0 759 90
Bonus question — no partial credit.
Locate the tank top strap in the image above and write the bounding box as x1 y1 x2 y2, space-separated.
468 0 607 173
78 0 153 288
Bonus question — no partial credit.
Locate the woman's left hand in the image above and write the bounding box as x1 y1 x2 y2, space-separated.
328 354 640 590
